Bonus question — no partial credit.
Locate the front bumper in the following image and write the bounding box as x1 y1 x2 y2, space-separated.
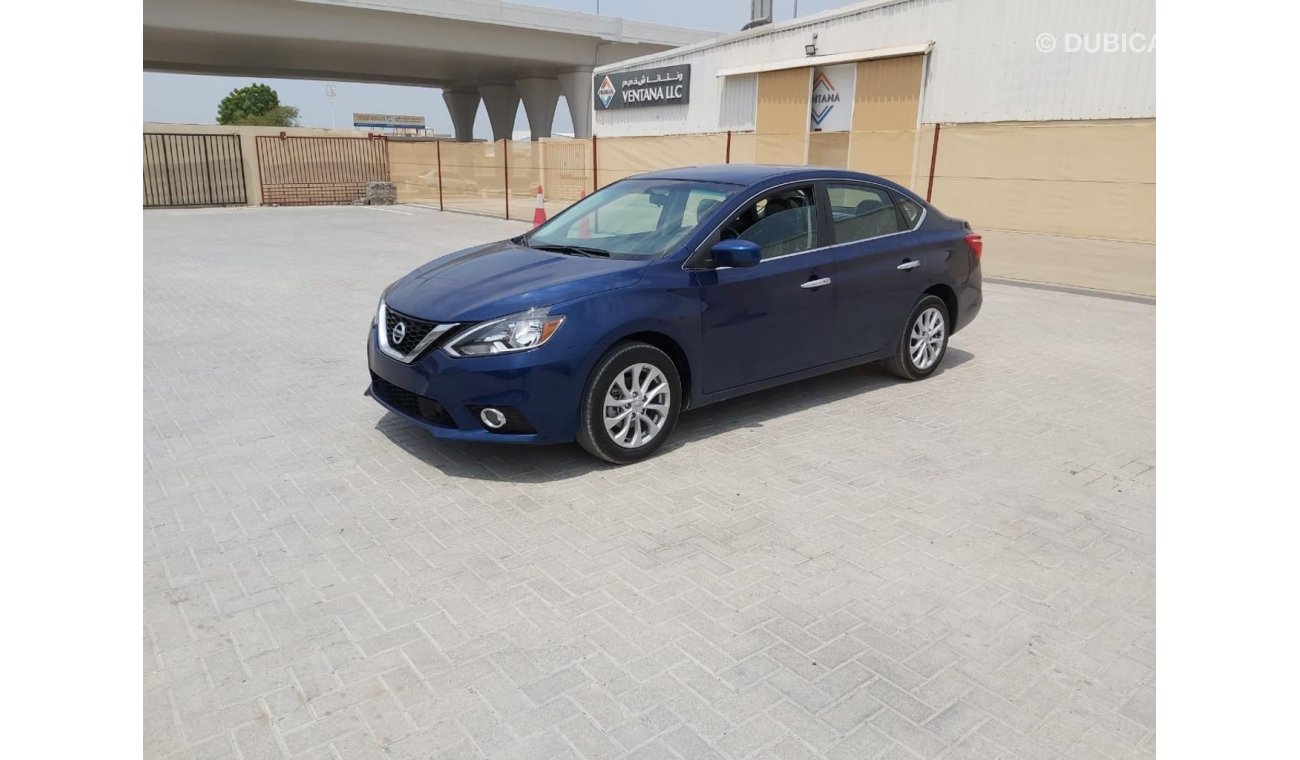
365 325 592 444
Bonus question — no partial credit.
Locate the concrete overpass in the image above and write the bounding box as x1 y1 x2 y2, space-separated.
143 0 715 140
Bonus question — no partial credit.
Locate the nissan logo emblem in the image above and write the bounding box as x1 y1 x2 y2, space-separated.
391 321 407 345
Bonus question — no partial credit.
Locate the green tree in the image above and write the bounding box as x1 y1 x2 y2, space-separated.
216 84 300 127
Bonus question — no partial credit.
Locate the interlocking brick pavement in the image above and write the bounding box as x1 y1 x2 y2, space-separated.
145 206 1155 759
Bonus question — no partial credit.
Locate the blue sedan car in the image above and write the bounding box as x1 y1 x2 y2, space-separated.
367 165 982 463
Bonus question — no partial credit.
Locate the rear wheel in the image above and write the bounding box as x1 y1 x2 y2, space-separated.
576 342 682 464
883 295 950 380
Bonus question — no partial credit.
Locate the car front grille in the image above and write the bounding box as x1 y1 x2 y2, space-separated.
370 372 455 427
383 305 455 360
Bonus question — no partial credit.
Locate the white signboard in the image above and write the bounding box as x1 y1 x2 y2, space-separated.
810 64 856 132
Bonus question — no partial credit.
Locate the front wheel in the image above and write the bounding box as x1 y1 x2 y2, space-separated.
883 295 950 380
576 342 682 464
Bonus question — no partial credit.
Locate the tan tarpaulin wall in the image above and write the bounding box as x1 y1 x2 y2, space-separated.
845 55 925 190
541 139 591 205
149 117 1155 244
756 68 811 165
929 120 1155 242
846 129 921 190
808 132 850 169
507 140 541 221
388 141 441 204
595 134 729 186
852 56 923 132
439 141 506 217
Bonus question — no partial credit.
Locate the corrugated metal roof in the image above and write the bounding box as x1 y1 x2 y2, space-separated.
719 74 757 130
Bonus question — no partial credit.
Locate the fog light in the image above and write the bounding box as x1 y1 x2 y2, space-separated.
479 408 507 429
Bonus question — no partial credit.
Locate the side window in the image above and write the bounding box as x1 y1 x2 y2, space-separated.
826 184 901 243
897 196 924 228
719 186 819 260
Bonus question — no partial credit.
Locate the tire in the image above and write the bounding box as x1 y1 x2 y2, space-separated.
883 295 951 381
576 342 682 464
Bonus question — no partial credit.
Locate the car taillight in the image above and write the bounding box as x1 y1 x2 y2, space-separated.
964 233 983 262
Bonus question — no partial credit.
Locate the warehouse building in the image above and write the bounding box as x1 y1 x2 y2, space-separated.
591 0 1155 246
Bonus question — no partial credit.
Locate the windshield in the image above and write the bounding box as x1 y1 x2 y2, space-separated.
523 179 739 260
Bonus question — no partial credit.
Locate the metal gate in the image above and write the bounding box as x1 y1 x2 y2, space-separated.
143 133 248 208
255 135 389 206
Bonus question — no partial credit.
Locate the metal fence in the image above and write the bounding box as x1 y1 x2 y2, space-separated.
255 135 390 206
143 133 247 208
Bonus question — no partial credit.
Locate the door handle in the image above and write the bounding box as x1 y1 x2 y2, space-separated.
801 277 832 289
897 260 921 271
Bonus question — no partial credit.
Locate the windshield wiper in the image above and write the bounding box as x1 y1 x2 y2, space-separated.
530 243 612 257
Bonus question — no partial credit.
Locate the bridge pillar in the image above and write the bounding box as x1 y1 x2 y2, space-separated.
441 88 480 142
479 84 520 142
557 69 593 139
516 77 561 141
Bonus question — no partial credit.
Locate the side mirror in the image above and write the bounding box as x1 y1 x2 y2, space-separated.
711 239 761 268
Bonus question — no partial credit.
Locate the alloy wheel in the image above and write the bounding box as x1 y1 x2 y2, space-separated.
909 306 946 370
603 362 671 448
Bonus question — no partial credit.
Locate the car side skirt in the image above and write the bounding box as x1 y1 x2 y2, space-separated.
690 347 894 410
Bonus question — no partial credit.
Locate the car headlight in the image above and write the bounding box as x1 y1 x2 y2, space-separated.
444 307 565 357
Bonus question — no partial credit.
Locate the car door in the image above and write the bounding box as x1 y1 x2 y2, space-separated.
821 182 929 358
693 184 837 394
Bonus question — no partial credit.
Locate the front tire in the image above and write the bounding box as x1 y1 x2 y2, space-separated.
576 342 682 464
883 295 950 380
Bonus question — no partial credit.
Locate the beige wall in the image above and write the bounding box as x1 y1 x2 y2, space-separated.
388 141 442 205
843 55 925 188
852 56 924 132
596 133 729 185
807 132 850 168
755 68 811 164
928 119 1155 242
390 138 597 219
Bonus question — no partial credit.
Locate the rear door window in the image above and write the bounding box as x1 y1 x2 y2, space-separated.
826 184 901 243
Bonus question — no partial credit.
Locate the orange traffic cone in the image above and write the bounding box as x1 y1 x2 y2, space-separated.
532 185 547 227
577 190 590 239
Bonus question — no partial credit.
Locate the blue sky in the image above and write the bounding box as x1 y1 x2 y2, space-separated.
143 0 852 138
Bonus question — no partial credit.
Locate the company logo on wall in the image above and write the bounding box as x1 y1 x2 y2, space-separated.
593 65 691 111
597 76 617 108
809 64 855 133
810 71 839 126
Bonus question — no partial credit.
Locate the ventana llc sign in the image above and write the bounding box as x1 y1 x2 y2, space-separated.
809 64 855 132
594 65 691 110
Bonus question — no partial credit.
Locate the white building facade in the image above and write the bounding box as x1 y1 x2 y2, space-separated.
591 0 1156 243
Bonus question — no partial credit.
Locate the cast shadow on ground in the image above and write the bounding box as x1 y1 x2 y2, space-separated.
373 348 974 483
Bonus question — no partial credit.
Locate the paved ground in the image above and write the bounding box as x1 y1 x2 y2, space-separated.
145 206 1155 760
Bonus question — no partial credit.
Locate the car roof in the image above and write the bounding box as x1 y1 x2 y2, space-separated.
630 164 910 194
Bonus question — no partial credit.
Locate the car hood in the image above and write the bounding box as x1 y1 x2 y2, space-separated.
383 240 647 322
